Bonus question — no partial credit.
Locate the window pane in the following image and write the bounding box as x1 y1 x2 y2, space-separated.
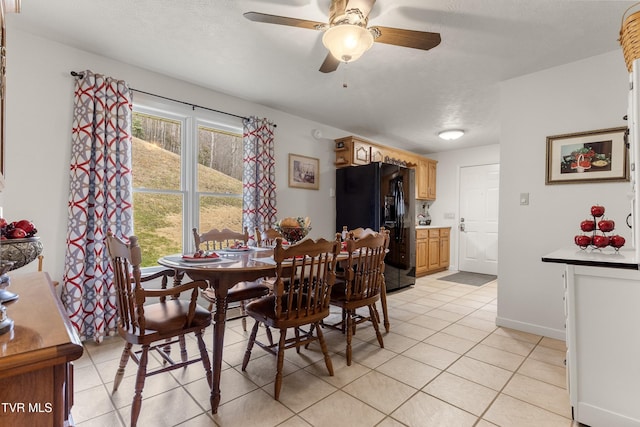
132 112 182 191
133 192 184 267
199 195 243 233
131 105 244 263
197 126 243 191
197 125 244 233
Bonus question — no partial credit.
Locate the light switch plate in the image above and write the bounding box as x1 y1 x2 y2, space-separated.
520 193 529 205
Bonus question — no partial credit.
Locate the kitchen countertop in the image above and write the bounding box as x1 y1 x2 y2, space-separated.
541 246 639 270
415 225 450 229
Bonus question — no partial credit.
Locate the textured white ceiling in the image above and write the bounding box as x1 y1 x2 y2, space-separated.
7 0 635 154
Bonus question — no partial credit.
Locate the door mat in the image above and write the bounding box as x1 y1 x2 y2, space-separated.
438 271 497 286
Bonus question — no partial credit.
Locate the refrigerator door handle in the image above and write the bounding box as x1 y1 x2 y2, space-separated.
395 180 404 241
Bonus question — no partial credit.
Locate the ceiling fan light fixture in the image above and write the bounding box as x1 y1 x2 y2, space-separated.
438 130 465 141
322 24 374 63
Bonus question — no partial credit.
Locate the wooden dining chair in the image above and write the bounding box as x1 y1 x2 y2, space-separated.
105 231 212 427
139 268 184 293
241 237 340 400
192 227 271 330
193 226 250 251
348 227 377 240
329 229 390 365
255 226 283 247
338 227 390 332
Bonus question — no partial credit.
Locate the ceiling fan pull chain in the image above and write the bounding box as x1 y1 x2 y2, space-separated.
343 62 349 88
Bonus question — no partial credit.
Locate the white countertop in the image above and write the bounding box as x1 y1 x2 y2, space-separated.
415 225 451 229
542 246 639 270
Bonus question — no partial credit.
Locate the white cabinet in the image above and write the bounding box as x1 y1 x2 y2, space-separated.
563 264 640 427
630 63 639 250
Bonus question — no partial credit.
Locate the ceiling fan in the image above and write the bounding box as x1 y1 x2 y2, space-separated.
244 0 441 73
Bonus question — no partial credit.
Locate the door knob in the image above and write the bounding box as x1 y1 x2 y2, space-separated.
459 217 465 232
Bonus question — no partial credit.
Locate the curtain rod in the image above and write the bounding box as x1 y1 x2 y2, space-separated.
70 71 276 127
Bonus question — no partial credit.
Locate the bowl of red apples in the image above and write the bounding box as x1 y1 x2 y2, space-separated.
0 218 43 270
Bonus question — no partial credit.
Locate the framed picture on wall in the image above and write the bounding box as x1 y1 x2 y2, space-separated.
545 127 629 184
288 153 319 190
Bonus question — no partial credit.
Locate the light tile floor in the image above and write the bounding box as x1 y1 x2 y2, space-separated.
73 272 579 427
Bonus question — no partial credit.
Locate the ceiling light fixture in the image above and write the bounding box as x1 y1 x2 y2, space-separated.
322 24 374 63
438 130 465 141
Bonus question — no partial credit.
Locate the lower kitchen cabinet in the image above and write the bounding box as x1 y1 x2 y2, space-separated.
416 227 450 277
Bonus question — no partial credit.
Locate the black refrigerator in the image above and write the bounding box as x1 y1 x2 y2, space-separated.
335 162 416 291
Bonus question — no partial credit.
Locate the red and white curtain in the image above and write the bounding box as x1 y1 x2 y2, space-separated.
61 70 133 343
242 116 277 240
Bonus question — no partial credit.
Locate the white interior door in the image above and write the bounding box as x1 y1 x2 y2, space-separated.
458 164 500 275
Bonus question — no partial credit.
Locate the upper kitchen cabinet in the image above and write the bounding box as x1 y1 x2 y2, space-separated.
416 158 437 200
370 144 385 163
335 136 372 166
334 136 437 200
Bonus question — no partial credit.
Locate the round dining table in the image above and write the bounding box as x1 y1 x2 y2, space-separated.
158 247 278 414
157 245 389 414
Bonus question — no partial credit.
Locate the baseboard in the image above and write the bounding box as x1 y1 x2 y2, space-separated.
495 316 566 341
577 402 640 427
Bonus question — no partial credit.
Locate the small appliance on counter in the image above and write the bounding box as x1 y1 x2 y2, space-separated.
418 203 431 225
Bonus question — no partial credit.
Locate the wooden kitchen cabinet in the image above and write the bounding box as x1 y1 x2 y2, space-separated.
370 145 385 163
0 272 83 427
427 231 441 271
334 136 438 200
416 158 437 200
427 160 437 200
334 136 416 168
439 228 450 267
416 229 429 276
334 136 371 166
334 140 352 167
416 227 450 277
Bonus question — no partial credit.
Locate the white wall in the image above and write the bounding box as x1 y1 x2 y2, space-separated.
498 50 630 339
429 144 500 271
2 27 349 282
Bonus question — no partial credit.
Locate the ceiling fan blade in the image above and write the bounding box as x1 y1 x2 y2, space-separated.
243 12 326 30
319 52 340 73
370 26 441 51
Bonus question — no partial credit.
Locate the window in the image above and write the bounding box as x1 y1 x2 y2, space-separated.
131 99 244 267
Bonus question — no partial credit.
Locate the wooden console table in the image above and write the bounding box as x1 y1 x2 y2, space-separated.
0 272 83 427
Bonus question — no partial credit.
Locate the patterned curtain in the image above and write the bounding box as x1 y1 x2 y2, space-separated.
61 70 133 343
242 116 277 240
